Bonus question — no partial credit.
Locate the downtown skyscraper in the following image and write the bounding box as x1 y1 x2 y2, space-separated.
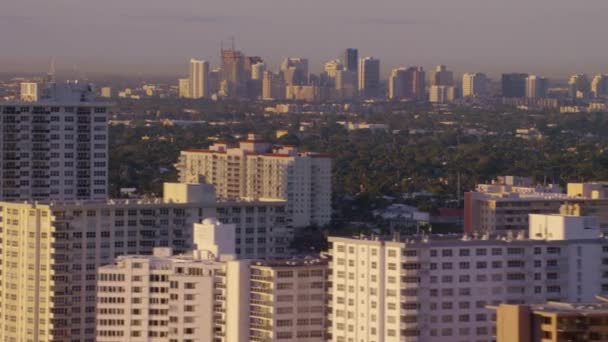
189 58 209 99
358 57 380 99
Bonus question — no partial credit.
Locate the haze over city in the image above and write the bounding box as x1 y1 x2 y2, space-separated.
3 0 608 77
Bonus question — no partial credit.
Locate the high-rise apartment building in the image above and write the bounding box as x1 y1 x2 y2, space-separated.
329 214 608 342
493 302 608 342
591 74 608 98
431 65 454 86
20 82 38 101
0 182 292 342
462 73 489 98
358 57 381 99
388 67 425 100
568 74 590 99
97 246 328 342
526 75 549 99
342 48 358 72
0 82 109 201
502 73 529 98
189 59 209 99
176 134 332 227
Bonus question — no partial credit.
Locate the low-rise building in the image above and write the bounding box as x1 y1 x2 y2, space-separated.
493 301 608 342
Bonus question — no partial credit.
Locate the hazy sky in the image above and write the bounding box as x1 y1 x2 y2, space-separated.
2 0 608 78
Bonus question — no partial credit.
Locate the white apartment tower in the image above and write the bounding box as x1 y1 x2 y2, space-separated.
329 213 608 342
0 82 109 201
189 58 209 99
0 183 292 342
176 134 332 227
97 249 328 342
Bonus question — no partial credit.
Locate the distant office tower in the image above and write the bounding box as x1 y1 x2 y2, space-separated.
388 67 408 99
329 214 608 342
358 57 381 98
262 71 285 100
245 56 264 78
591 74 608 98
323 59 343 84
0 82 109 201
335 69 357 99
502 73 529 98
429 85 456 103
0 183 292 342
189 59 209 99
568 74 590 99
251 62 266 80
19 82 38 101
431 64 454 86
388 66 425 100
221 48 246 96
208 67 221 94
100 86 112 98
281 57 309 85
342 48 358 72
177 134 332 227
462 72 489 97
494 301 608 342
248 62 266 99
526 75 549 98
97 246 328 342
178 78 190 98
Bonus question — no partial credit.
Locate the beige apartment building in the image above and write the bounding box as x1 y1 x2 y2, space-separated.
465 177 608 233
494 302 608 342
97 245 328 342
0 183 291 342
176 134 332 228
329 213 608 342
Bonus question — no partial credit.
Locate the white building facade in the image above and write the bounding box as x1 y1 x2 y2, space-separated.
0 83 110 201
97 249 328 342
329 214 608 342
0 183 291 342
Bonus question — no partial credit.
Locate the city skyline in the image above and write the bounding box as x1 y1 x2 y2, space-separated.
3 0 608 77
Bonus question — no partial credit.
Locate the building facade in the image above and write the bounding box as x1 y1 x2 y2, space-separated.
0 183 291 342
329 214 608 342
97 249 328 342
176 135 332 227
462 73 488 98
0 83 109 201
494 302 608 342
464 179 608 233
358 57 381 99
